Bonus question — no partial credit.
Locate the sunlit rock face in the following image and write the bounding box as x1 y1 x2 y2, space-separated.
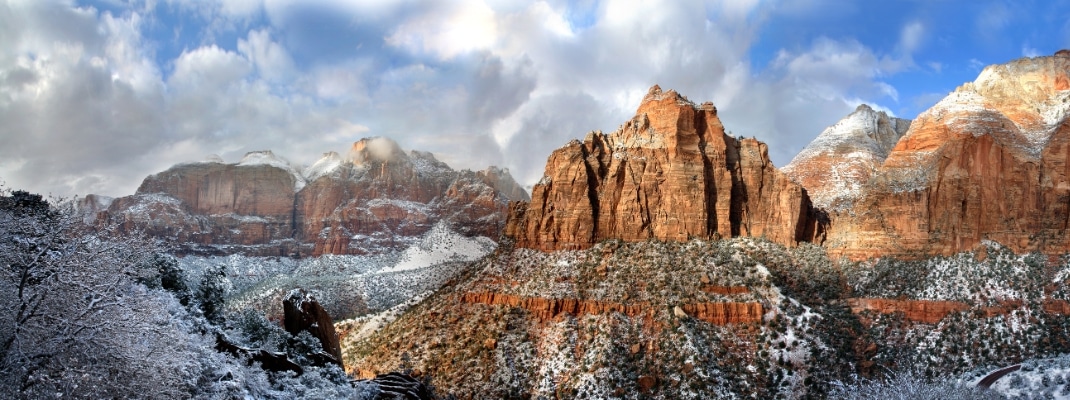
505 85 826 251
102 138 528 256
822 52 1070 259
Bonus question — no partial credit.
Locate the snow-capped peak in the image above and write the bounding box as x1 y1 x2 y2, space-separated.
783 104 911 210
304 151 345 183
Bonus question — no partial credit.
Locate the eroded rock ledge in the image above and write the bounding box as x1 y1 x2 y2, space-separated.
459 291 763 325
847 298 1070 324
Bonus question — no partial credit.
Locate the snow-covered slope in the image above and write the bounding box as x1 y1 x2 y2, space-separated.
384 221 496 273
182 223 494 321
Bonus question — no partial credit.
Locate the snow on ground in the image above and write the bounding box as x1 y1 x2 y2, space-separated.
972 355 1070 399
381 221 496 273
337 291 433 343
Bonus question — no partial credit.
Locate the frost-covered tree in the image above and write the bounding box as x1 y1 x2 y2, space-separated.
0 191 202 398
140 253 192 306
198 264 230 324
0 189 387 399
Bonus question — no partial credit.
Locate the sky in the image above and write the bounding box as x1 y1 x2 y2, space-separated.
1 0 1069 198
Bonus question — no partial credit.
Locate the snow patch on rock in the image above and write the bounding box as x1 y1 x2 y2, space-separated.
239 150 307 191
303 151 345 183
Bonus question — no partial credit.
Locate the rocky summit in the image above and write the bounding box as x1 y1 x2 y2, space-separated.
782 104 911 211
505 85 826 251
98 138 528 256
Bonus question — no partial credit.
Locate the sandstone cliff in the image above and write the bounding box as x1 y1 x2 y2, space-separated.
782 104 910 211
106 152 301 255
505 85 825 251
102 138 527 256
826 52 1070 259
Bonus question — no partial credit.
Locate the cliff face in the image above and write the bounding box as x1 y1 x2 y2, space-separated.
296 138 525 255
505 85 825 251
826 53 1070 259
107 153 301 253
103 138 527 256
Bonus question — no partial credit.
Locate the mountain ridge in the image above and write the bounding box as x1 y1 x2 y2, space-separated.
95 137 529 257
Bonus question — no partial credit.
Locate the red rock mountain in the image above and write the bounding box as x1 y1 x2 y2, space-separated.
102 138 528 256
824 53 1070 259
505 85 825 250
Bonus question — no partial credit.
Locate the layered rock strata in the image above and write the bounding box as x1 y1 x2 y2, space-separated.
505 85 825 251
848 298 1070 324
459 292 763 325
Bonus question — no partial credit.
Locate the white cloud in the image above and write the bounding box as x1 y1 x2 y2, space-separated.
237 29 295 83
219 0 262 17
169 45 250 89
1022 45 1041 58
0 0 914 198
385 0 498 61
898 20 925 55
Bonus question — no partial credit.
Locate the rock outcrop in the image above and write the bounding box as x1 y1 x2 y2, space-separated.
846 298 970 324
284 290 344 366
101 138 527 256
360 372 435 400
825 53 1070 259
75 194 113 224
505 85 825 251
782 105 910 211
848 298 1070 324
296 138 527 255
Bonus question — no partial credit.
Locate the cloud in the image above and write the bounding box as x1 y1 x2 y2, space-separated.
898 20 925 55
976 2 1011 34
1022 45 1042 58
0 0 917 198
237 29 295 83
384 0 498 61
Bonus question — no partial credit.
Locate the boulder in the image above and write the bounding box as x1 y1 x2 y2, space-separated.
283 290 343 366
